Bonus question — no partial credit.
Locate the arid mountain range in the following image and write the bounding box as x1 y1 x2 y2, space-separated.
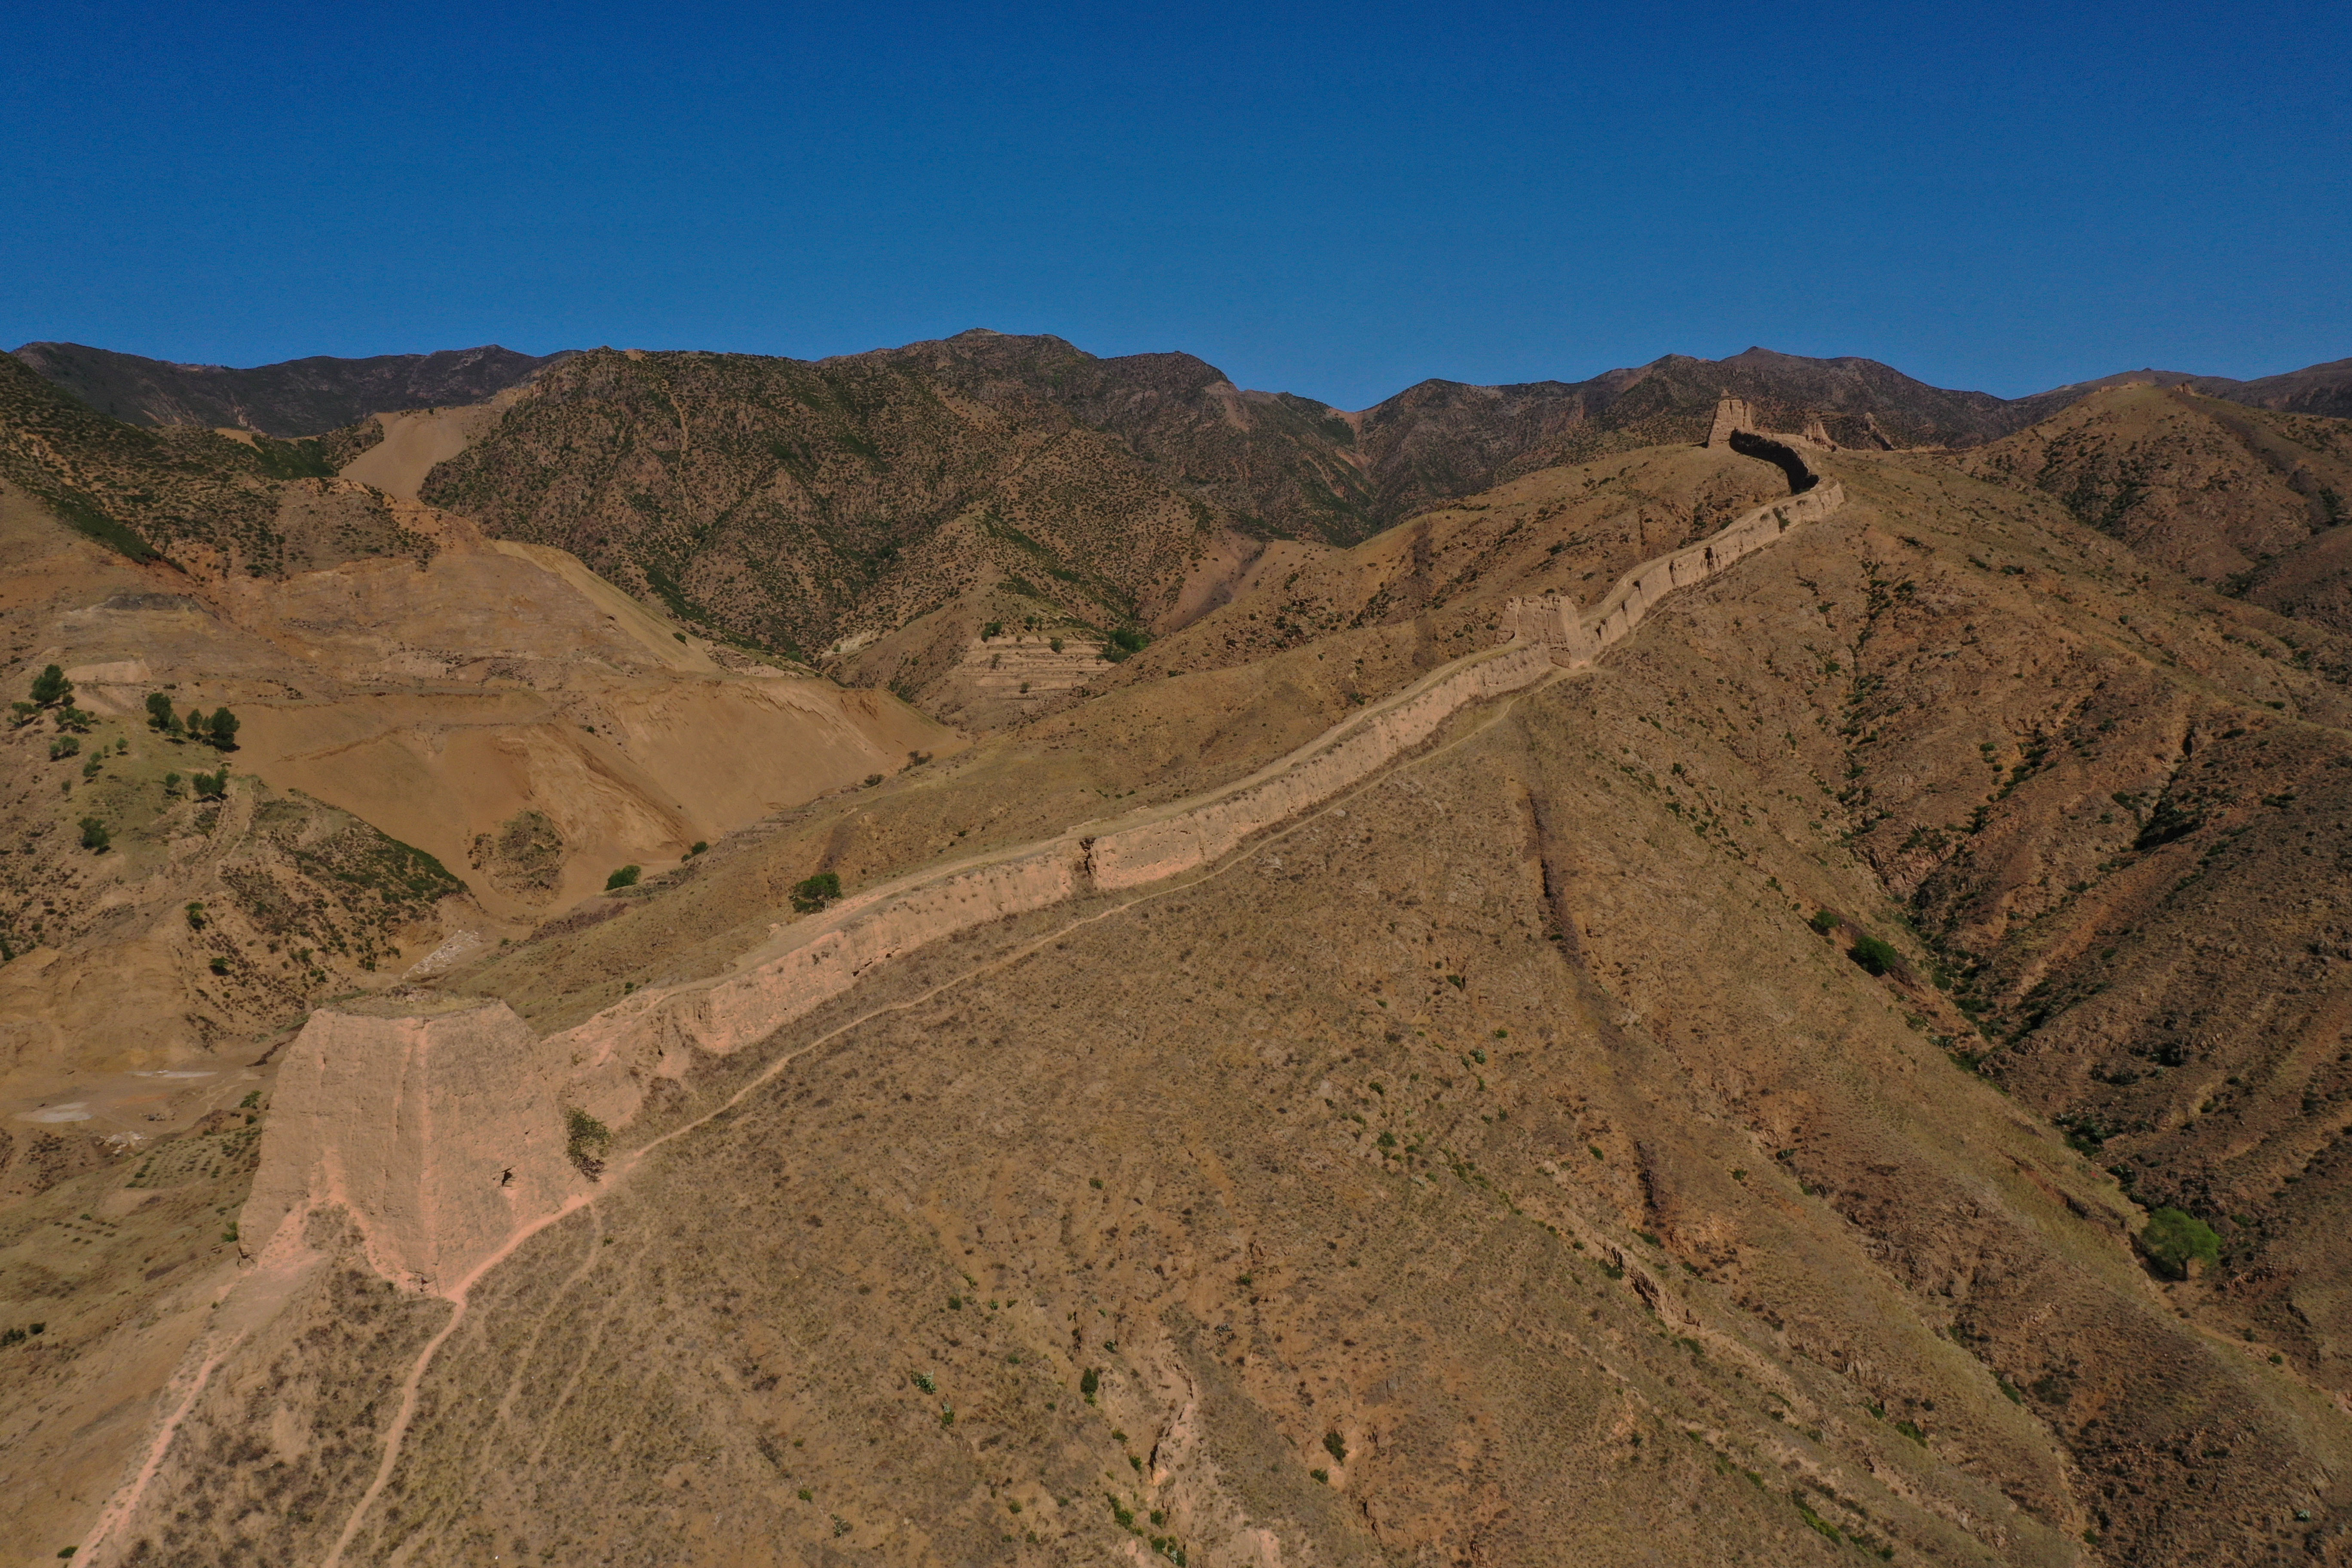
3 331 2352 1567
11 343 566 439
15 334 2352 702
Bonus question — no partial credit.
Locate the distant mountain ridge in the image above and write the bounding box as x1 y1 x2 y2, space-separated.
8 342 568 436
13 330 2351 704
2008 358 2352 423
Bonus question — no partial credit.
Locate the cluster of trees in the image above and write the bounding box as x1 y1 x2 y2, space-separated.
14 664 95 733
165 767 231 801
144 691 239 750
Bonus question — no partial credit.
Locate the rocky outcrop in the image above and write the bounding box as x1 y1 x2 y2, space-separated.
240 1002 586 1293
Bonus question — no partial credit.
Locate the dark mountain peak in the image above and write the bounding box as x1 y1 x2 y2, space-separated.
10 341 566 436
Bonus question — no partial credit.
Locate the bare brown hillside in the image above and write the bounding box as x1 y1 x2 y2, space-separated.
15 402 2352 1568
1959 385 2352 625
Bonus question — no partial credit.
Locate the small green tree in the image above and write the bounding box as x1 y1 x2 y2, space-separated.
605 864 642 891
791 871 842 913
78 817 110 852
162 771 183 797
184 707 209 740
185 902 207 930
564 1106 612 1179
193 768 228 800
1849 934 1901 976
28 665 71 707
205 707 239 750
2142 1208 2220 1278
144 691 176 730
49 735 79 761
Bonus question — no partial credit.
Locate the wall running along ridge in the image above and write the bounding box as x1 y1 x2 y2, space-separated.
236 462 1846 1293
86 436 1846 1565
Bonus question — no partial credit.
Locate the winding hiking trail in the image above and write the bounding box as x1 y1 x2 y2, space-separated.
78 463 1843 1567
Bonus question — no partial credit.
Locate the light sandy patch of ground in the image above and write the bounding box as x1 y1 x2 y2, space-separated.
337 401 510 500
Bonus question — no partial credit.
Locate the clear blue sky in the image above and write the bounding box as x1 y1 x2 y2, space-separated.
5 0 2346 408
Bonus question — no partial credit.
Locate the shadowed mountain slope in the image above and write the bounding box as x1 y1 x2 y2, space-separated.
10 343 566 437
414 341 1238 671
407 339 2062 705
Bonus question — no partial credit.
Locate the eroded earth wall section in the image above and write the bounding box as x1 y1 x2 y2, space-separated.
242 1004 585 1292
554 476 1846 1121
236 470 1847 1296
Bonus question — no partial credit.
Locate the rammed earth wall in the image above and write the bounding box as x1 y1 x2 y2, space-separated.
241 467 1847 1284
551 475 1847 1125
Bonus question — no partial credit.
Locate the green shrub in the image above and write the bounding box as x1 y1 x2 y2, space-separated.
28 665 71 707
2141 1207 2220 1278
1322 1431 1348 1464
49 736 78 761
78 817 109 852
185 902 206 930
604 864 641 891
565 1107 612 1179
205 707 239 750
981 620 1003 640
1809 909 1839 934
791 871 842 913
1080 1367 1099 1400
687 840 708 857
1849 934 1901 976
144 692 176 730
